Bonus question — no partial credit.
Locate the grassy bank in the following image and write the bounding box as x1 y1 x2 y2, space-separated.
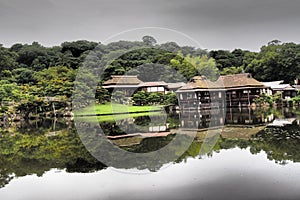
75 103 163 116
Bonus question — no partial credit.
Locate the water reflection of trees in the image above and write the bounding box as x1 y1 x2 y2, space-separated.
2 108 300 188
0 127 107 189
175 123 300 165
1 124 300 188
252 124 300 164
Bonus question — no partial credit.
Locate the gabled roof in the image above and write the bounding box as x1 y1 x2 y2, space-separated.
218 73 265 89
178 76 223 91
103 75 142 85
263 80 284 88
177 73 266 92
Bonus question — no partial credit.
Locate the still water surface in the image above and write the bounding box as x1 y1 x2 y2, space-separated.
1 108 300 200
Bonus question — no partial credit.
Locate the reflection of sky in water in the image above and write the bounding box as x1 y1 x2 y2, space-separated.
1 148 300 200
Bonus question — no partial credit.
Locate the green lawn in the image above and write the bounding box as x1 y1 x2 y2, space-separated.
75 103 163 116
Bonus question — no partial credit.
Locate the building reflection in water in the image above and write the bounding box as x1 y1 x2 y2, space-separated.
95 107 300 137
180 107 276 131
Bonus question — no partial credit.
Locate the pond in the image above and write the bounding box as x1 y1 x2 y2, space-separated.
1 107 300 200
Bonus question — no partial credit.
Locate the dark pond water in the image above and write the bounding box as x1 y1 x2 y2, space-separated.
1 107 300 200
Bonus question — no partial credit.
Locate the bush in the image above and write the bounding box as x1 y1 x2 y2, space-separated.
289 95 300 104
147 93 164 105
164 92 178 105
253 93 273 106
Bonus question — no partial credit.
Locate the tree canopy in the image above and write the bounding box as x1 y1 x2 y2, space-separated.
1 38 300 111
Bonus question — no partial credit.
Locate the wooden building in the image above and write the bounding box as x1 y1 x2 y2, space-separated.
103 75 142 97
219 73 268 107
176 73 268 109
103 75 186 97
138 81 169 95
176 76 226 111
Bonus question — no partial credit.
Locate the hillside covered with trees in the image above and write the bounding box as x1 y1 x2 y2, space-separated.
1 37 300 117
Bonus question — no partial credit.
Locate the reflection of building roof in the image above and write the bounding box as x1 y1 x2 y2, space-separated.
103 75 142 85
219 73 265 89
267 118 296 127
138 81 168 87
263 81 295 91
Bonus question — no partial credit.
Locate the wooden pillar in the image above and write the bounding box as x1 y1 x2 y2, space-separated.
248 107 251 123
248 90 250 106
229 92 232 107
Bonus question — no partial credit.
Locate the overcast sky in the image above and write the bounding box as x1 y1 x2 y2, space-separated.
0 0 299 51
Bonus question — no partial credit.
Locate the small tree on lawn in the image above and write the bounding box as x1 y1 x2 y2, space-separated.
95 87 110 104
164 92 178 105
132 90 148 106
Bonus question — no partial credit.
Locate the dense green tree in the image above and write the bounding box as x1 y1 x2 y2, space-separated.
16 42 47 68
95 87 110 104
245 41 300 83
172 54 219 81
164 92 178 105
187 54 219 80
209 50 235 70
0 80 23 102
12 68 35 84
209 49 249 71
220 66 243 75
0 44 18 76
132 91 149 106
169 53 198 80
2 38 300 116
147 92 164 104
160 42 181 53
61 40 98 57
142 35 157 46
33 66 76 98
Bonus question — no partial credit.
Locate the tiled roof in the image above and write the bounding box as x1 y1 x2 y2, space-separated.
103 75 142 85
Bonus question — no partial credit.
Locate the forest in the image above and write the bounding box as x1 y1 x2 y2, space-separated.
1 37 300 116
